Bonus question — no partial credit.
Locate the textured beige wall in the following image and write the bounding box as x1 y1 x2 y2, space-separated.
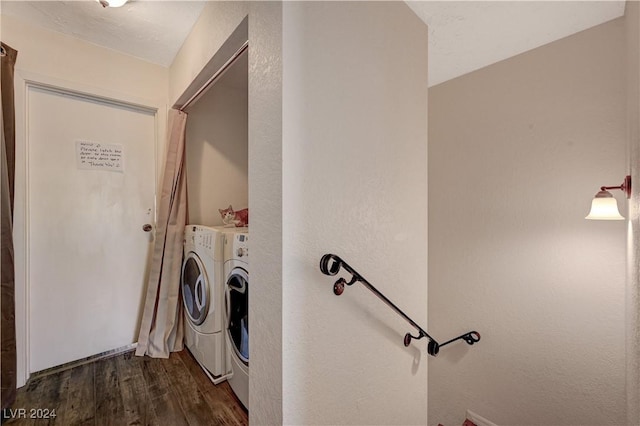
625 1 640 424
429 18 627 425
281 2 428 424
246 4 283 422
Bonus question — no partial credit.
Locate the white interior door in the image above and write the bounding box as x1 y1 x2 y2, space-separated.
27 85 156 372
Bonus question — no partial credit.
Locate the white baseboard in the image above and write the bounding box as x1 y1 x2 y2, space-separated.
29 342 138 380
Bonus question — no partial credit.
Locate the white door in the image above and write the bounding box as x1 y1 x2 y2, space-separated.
27 84 156 372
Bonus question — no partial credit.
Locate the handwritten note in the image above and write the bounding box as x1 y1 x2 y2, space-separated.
76 141 124 172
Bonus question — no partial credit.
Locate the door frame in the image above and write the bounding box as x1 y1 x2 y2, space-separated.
13 70 166 386
174 16 247 111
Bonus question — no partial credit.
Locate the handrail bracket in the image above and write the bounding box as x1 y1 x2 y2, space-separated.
319 253 480 357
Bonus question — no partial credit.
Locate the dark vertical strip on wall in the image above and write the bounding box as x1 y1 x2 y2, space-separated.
1 41 18 412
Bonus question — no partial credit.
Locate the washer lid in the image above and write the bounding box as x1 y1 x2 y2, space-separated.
182 252 210 326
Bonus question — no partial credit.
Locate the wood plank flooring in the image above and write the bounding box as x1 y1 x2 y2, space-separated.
4 350 248 426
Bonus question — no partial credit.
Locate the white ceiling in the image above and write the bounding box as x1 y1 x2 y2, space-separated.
0 1 627 86
0 0 206 67
407 1 626 86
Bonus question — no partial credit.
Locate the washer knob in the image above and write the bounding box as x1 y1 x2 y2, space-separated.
237 248 245 257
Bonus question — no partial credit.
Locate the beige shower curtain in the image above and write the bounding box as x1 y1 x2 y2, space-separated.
1 42 18 411
136 109 188 357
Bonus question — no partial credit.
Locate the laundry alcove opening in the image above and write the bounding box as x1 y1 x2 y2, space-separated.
183 48 248 225
177 26 250 411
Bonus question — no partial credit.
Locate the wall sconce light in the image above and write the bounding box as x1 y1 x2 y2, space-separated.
585 175 631 220
97 0 128 7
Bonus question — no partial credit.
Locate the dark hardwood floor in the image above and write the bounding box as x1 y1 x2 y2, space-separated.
4 350 248 426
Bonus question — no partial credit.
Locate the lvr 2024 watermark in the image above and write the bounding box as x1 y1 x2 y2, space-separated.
2 408 57 419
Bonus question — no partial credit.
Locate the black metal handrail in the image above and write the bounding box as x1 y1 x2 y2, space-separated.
319 253 480 357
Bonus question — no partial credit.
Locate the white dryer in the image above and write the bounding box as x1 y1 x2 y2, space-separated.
182 225 229 384
223 229 249 409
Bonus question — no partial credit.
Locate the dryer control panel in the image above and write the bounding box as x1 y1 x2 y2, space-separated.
226 232 249 260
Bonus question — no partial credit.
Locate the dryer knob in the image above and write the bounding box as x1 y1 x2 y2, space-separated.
237 248 245 257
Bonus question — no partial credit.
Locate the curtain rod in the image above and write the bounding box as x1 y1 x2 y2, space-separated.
179 40 248 112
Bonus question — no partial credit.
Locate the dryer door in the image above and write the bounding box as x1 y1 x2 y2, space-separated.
225 267 249 365
181 252 210 326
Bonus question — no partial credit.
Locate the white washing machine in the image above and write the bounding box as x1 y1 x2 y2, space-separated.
223 229 249 409
182 225 230 384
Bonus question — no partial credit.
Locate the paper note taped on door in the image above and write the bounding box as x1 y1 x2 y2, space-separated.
76 140 124 172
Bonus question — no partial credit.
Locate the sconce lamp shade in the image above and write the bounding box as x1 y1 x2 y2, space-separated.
97 0 128 7
585 190 625 220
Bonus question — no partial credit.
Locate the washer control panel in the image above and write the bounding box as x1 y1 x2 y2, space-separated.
184 225 224 260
